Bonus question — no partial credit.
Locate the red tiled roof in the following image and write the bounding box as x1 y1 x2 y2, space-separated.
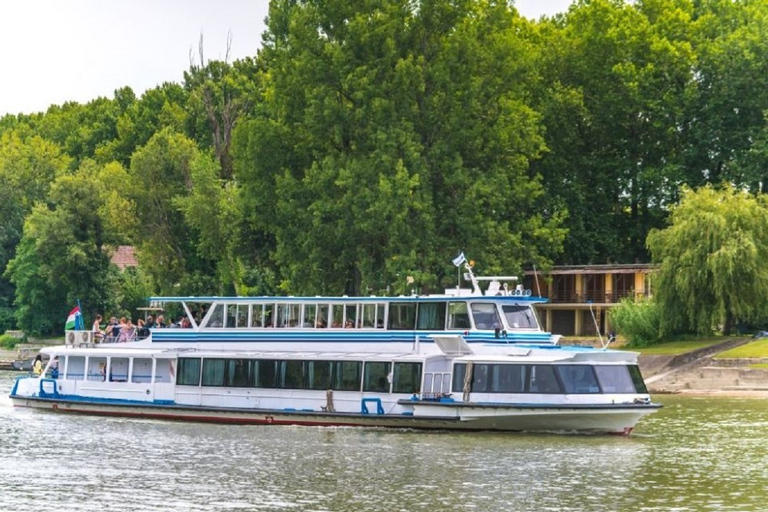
111 245 139 270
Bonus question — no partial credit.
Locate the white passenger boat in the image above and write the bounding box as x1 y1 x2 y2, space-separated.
10 262 661 434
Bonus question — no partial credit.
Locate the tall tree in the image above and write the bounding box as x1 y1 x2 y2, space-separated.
5 163 119 335
235 0 565 295
647 184 768 335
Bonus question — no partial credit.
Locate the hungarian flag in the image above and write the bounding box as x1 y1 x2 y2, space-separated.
65 306 83 331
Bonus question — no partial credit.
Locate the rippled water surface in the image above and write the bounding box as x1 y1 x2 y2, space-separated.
2 371 768 511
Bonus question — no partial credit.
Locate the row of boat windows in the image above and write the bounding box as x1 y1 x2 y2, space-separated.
452 363 649 394
177 358 423 394
205 301 539 331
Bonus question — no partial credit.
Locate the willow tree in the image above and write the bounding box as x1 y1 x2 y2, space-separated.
647 184 768 335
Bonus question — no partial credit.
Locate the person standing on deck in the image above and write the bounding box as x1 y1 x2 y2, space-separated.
32 354 43 376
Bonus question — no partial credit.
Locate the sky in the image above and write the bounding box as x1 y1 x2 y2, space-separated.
0 0 573 116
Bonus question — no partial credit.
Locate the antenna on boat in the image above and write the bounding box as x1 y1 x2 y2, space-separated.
532 263 542 296
589 302 610 349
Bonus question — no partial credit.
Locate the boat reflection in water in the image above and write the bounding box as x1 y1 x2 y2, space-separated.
10 260 660 434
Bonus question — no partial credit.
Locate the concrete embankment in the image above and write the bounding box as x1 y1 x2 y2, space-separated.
641 338 768 395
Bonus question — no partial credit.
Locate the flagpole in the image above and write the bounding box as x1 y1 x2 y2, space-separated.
77 299 83 331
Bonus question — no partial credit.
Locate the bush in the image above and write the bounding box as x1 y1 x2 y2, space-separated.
609 297 663 347
0 333 25 350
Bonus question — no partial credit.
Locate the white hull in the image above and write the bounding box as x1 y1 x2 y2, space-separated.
11 395 658 434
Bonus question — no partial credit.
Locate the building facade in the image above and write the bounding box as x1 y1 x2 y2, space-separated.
523 264 654 337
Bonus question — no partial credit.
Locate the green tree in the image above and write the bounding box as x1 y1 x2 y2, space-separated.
236 0 565 294
647 184 768 336
5 163 120 335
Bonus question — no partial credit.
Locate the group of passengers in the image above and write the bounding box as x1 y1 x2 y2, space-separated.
93 313 188 343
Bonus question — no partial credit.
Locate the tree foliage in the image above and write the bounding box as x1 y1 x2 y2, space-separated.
6 0 768 334
647 184 768 335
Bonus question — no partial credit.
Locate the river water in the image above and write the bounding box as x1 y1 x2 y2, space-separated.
2 370 767 512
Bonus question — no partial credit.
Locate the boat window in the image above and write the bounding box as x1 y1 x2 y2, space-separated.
66 356 85 380
132 358 153 383
332 361 361 391
227 359 252 387
279 360 304 388
593 365 636 393
388 302 416 330
201 359 226 386
361 303 383 328
491 364 526 393
417 302 446 330
253 360 278 387
345 304 358 328
207 303 225 328
470 303 501 330
628 365 649 394
89 357 107 381
226 304 237 328
502 304 538 329
307 360 333 389
557 365 600 394
316 304 329 328
251 304 264 327
331 304 344 327
528 365 562 394
276 303 300 327
452 363 467 392
447 302 471 329
177 358 201 386
470 364 492 392
393 362 422 394
264 304 274 327
363 362 391 392
303 304 317 328
110 357 129 382
226 304 247 328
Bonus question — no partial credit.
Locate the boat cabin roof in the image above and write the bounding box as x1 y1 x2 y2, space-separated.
148 295 546 305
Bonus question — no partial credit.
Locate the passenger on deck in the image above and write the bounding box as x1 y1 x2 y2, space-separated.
344 320 354 328
145 315 156 329
106 317 120 342
32 354 43 376
181 317 192 328
50 356 60 379
118 318 135 342
92 314 105 342
155 315 166 328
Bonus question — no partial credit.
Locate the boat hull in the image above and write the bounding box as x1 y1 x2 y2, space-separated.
10 395 660 435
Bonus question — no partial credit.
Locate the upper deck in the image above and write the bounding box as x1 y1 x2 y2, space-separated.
144 275 556 346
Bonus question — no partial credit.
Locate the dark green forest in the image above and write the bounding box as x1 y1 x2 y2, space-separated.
2 0 768 336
